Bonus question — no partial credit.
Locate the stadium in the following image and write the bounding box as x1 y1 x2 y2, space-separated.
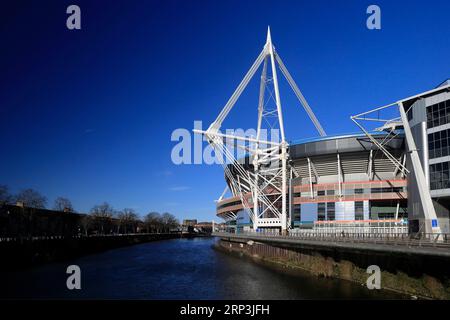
216 133 408 233
196 29 450 236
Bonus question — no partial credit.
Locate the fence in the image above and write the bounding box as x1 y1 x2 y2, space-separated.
296 219 409 237
213 222 450 247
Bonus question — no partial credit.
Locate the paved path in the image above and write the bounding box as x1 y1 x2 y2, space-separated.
213 232 450 258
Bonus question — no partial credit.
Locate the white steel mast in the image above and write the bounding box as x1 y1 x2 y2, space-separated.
195 27 326 232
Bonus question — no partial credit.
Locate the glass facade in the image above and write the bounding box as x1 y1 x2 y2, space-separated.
371 187 405 193
430 161 450 190
293 186 405 198
428 128 450 159
426 99 450 129
355 201 364 220
318 203 326 221
292 204 301 222
326 202 335 221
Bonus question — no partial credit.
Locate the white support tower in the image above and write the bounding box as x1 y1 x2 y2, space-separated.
194 27 326 233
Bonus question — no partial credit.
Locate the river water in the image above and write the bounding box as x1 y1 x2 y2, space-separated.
0 237 405 299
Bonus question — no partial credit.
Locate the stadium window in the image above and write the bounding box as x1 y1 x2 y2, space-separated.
354 188 363 194
428 128 450 159
355 201 364 220
317 203 326 221
371 187 382 193
378 213 391 219
326 202 335 221
345 189 354 195
426 99 450 129
317 190 325 196
429 161 450 190
293 204 301 222
327 189 335 196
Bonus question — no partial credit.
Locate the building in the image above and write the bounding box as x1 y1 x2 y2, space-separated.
216 80 450 234
194 222 213 233
182 219 198 227
404 79 450 233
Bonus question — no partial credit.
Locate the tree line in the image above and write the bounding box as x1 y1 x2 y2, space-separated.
0 185 179 235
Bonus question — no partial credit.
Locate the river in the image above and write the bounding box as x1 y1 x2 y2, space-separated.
0 237 405 299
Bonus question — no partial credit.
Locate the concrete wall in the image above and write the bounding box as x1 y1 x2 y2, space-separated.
217 237 450 299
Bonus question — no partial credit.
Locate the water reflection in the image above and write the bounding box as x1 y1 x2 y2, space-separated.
0 237 405 299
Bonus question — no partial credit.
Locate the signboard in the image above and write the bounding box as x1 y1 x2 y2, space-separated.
432 219 438 228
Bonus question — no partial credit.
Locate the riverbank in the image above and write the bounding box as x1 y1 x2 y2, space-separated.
0 233 185 270
214 238 450 299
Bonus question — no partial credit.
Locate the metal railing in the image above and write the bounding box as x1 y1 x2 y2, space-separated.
307 219 409 237
213 230 450 249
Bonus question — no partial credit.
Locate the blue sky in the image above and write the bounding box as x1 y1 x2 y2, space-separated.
0 0 449 221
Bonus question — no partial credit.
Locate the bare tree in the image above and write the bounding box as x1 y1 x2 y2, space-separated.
80 215 92 236
144 211 162 233
117 208 138 234
53 197 74 212
0 185 12 205
90 202 114 234
90 202 114 218
143 212 178 233
15 188 47 209
161 212 179 232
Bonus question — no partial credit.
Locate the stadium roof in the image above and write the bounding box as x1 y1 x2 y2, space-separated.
289 131 397 145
